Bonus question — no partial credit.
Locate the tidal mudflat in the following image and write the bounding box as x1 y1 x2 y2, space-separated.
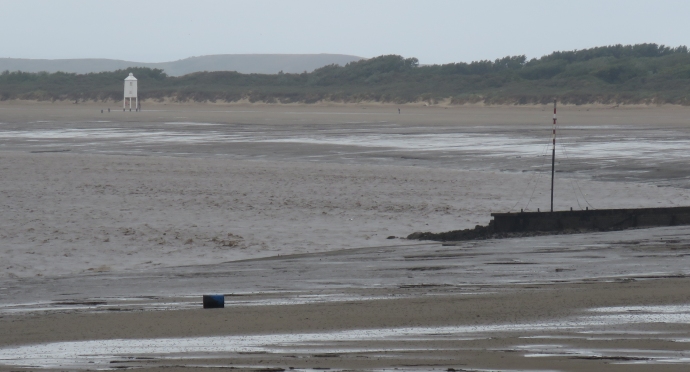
1 102 690 371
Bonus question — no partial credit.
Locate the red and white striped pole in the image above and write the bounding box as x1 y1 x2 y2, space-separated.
550 99 557 212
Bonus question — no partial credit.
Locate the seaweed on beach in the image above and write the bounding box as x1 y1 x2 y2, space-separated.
407 224 495 241
406 225 585 242
407 223 621 242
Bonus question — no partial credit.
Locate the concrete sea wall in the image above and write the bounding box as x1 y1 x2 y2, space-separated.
491 207 690 233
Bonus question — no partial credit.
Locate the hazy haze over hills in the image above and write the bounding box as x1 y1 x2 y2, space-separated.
0 54 364 76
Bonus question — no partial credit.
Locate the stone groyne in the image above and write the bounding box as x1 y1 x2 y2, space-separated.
408 206 690 242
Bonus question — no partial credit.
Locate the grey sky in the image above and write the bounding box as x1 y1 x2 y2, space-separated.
1 0 688 65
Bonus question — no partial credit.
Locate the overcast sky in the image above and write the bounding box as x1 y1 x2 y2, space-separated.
1 0 688 65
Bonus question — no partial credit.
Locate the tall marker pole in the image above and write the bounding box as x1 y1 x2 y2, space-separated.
550 99 557 213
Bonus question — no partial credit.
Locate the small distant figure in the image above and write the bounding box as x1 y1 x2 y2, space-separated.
108 108 110 113
398 108 400 114
101 109 103 113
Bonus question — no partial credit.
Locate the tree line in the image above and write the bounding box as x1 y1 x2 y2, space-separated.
2 43 690 105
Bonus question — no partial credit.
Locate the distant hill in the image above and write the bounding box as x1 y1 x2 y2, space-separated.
0 54 364 76
2 44 690 105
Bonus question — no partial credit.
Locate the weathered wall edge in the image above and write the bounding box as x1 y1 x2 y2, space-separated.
491 206 690 233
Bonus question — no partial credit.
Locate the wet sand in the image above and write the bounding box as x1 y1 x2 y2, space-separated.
3 226 690 371
2 101 690 371
3 279 690 371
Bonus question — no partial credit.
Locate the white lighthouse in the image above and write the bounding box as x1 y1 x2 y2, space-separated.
123 73 138 110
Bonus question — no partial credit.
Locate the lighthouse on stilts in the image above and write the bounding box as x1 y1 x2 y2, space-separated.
124 73 138 111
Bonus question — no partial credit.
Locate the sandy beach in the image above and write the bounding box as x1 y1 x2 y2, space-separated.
2 101 690 371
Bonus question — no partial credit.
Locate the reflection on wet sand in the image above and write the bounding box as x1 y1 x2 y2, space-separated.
3 303 690 369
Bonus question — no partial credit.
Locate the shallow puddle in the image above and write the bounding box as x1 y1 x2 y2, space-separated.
4 303 690 369
2 125 689 163
0 293 420 315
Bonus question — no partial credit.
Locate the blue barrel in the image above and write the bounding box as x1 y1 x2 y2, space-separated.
203 295 225 309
